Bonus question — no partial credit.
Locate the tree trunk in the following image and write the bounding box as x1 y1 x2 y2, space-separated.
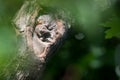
1 0 69 80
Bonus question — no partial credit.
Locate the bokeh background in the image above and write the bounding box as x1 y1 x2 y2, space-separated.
0 0 120 80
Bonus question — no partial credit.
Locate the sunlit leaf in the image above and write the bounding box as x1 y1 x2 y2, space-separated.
104 17 120 39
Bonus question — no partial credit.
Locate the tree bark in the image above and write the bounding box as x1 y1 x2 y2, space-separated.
3 0 70 80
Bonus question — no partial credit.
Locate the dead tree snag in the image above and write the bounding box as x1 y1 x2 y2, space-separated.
7 0 70 80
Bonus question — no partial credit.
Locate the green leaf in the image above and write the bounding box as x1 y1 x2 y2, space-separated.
103 17 120 39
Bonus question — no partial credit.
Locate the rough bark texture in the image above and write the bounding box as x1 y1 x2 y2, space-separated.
6 0 70 80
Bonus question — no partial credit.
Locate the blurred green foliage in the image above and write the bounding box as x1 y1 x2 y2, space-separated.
0 0 120 80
